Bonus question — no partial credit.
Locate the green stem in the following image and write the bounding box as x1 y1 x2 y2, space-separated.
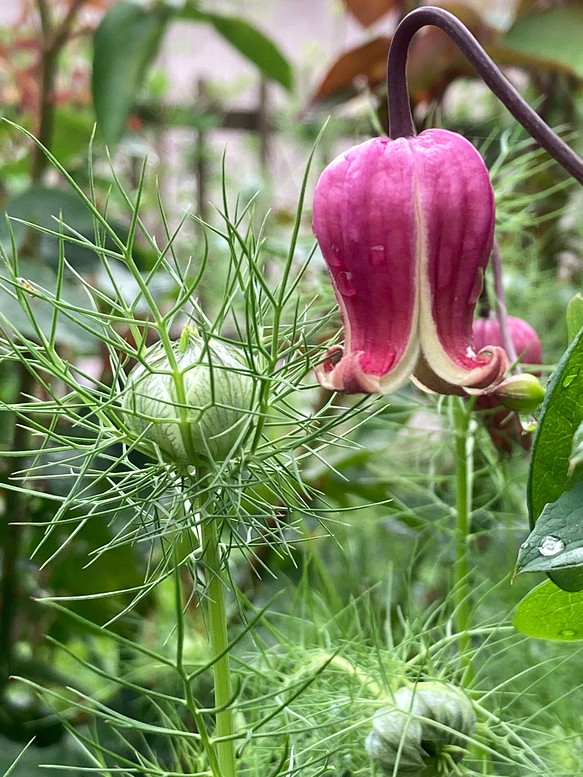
32 0 87 182
0 363 36 685
173 548 221 777
201 515 237 777
452 396 474 677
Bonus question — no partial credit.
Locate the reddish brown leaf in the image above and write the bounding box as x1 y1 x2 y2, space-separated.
310 36 390 106
343 0 398 27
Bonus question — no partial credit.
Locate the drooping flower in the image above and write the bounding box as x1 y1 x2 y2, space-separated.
473 314 543 452
313 129 509 395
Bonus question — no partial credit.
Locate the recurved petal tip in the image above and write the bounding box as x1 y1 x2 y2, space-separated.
413 344 509 396
315 344 418 394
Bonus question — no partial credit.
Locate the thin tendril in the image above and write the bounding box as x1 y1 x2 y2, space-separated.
387 7 583 185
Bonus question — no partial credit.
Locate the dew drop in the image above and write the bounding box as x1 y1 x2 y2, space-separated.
559 628 577 638
335 270 356 297
538 535 565 556
369 245 385 266
327 243 342 267
562 373 578 388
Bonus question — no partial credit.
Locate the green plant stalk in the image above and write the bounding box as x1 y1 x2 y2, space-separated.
452 396 474 677
201 514 237 777
173 548 222 777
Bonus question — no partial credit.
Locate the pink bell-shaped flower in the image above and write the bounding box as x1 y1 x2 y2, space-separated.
313 129 509 394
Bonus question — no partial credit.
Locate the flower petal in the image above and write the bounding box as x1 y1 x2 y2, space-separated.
413 130 506 390
313 136 420 393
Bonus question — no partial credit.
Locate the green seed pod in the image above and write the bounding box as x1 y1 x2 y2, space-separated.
122 328 254 466
365 681 476 776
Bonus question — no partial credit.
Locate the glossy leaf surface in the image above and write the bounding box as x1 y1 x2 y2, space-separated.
514 579 583 641
527 327 583 526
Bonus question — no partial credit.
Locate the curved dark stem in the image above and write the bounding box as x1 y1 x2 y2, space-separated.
387 7 583 185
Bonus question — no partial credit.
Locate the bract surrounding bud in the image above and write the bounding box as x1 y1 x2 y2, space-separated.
122 329 254 467
365 681 476 776
473 315 542 452
313 129 508 395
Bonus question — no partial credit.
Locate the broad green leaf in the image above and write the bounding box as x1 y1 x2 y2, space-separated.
1 185 113 271
527 326 583 527
92 0 171 146
51 104 96 167
514 578 583 641
550 568 583 593
566 293 583 343
179 7 293 91
516 482 583 577
0 258 99 352
499 6 583 79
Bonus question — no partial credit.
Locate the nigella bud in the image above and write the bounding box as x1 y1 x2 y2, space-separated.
122 328 255 467
365 681 476 776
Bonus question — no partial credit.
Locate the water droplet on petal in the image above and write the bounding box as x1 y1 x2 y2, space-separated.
538 535 565 556
335 270 356 297
369 245 385 266
559 628 577 638
328 243 342 267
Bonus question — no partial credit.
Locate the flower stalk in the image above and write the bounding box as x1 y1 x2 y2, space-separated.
452 396 474 679
201 512 237 777
387 6 583 186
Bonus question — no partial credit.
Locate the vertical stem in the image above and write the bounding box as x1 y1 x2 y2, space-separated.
452 396 474 677
491 241 519 371
0 364 35 685
173 547 222 777
201 515 237 777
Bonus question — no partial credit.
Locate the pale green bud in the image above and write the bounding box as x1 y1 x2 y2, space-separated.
122 328 254 466
493 373 545 413
365 681 476 776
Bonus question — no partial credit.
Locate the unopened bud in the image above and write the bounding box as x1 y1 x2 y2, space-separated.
122 328 254 466
365 681 476 775
493 373 545 413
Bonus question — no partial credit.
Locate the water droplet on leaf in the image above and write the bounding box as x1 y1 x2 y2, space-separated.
563 373 578 388
559 628 577 638
538 535 565 556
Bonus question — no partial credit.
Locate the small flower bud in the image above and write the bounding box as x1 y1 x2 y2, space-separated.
365 681 476 776
472 315 542 453
122 328 254 466
492 373 545 413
